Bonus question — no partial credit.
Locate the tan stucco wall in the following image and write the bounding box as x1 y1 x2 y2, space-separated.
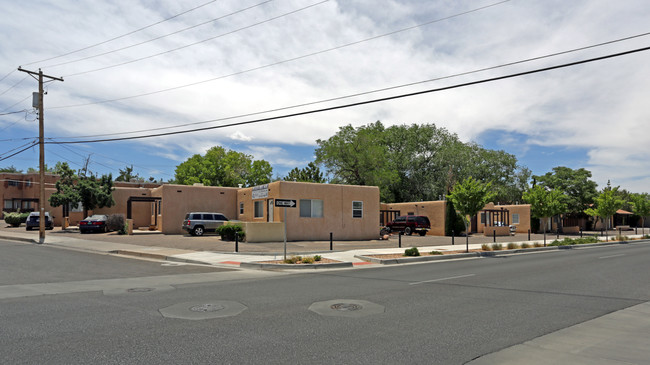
93 187 153 228
155 184 239 234
381 201 447 236
235 222 285 243
238 181 380 241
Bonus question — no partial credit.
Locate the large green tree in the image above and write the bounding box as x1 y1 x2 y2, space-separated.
585 182 626 241
116 165 142 182
49 162 115 218
522 185 567 234
315 121 527 203
173 146 272 187
533 167 598 215
283 162 325 183
448 177 496 250
630 193 650 235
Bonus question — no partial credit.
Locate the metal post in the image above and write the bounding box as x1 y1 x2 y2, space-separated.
466 233 469 253
580 228 583 238
544 230 546 247
329 232 333 251
528 229 530 241
557 230 559 239
493 229 496 243
398 232 402 248
452 230 454 245
235 233 239 253
283 207 287 260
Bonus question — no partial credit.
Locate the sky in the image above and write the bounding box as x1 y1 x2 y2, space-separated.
1 0 649 192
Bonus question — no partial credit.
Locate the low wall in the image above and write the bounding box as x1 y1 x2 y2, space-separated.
483 226 511 237
563 226 580 234
233 221 285 243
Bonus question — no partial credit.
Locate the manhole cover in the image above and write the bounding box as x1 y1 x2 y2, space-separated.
330 303 362 311
127 288 154 293
189 304 225 312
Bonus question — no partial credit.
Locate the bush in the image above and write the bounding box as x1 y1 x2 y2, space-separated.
429 251 443 255
302 256 315 264
3 211 29 227
216 224 245 241
118 221 128 235
481 244 491 251
521 243 531 249
533 242 543 247
491 243 503 251
106 214 125 231
314 255 322 261
507 243 519 250
283 255 302 264
404 247 420 256
550 237 600 246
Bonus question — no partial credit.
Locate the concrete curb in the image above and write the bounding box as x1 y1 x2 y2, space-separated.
108 250 214 266
356 240 646 265
0 234 38 244
240 262 353 270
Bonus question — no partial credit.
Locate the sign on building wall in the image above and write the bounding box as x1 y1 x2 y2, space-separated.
252 184 269 200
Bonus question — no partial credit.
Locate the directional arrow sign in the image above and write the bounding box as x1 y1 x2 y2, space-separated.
275 199 297 208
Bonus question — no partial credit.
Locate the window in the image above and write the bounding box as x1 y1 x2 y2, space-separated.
3 200 11 209
512 213 520 224
202 214 214 220
352 201 363 218
480 212 486 224
300 199 323 218
22 201 32 209
25 180 32 187
239 202 244 215
8 180 18 187
70 202 83 212
254 201 264 218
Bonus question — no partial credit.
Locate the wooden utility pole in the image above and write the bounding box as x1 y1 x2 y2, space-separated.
17 67 63 243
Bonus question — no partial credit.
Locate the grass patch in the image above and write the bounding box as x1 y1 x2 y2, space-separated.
481 244 491 251
521 243 531 248
429 251 443 255
506 243 519 250
533 242 544 247
491 243 503 251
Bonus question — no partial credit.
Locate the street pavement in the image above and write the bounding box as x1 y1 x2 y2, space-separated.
1 225 649 364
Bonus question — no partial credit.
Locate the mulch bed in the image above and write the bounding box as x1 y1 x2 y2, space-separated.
257 258 342 265
366 249 483 259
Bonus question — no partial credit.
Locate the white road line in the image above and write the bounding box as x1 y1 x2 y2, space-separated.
598 254 625 259
409 274 475 285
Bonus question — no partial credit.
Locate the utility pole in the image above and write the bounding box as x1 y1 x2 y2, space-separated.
18 67 63 244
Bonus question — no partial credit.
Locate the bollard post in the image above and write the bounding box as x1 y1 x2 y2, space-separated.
399 232 402 248
635 226 637 235
452 230 455 245
528 229 530 241
580 228 583 238
235 233 239 253
330 232 333 251
493 229 496 243
618 227 621 239
601 229 604 237
557 230 559 239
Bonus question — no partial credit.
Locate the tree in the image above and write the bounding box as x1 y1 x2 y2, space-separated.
522 185 567 235
49 162 115 218
116 165 142 182
0 165 22 173
447 177 496 251
630 193 650 235
534 167 598 215
283 162 325 183
173 146 272 187
584 182 625 241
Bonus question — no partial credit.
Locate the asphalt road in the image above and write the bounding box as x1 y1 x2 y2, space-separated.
1 239 648 364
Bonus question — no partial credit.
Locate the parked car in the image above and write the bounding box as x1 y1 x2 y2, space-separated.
385 215 431 236
79 215 109 233
494 221 516 235
25 212 53 231
182 212 229 236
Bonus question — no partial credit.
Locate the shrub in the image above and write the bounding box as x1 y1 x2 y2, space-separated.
404 247 420 256
507 243 519 249
533 242 543 247
314 255 322 261
302 256 315 264
3 211 29 227
491 243 503 251
550 237 600 246
106 214 125 231
481 244 491 251
521 243 531 248
429 251 443 255
216 224 245 241
283 255 302 264
118 221 128 235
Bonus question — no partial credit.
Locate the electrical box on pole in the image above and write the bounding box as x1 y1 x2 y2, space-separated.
32 92 40 108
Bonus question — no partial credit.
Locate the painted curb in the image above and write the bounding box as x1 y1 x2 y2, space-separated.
240 262 353 270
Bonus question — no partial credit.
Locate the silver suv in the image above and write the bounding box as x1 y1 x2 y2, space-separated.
182 212 229 236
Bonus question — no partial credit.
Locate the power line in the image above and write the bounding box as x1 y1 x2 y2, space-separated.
44 0 274 69
0 140 38 159
51 0 511 109
0 109 27 116
0 142 38 162
45 45 650 145
1 94 31 113
50 32 650 140
63 0 329 77
0 75 28 96
22 0 220 66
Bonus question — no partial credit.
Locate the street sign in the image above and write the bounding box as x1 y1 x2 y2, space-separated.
275 199 297 208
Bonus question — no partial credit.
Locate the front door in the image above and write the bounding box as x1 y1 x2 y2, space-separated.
268 199 274 222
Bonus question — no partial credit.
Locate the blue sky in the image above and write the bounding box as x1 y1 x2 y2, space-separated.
1 0 649 192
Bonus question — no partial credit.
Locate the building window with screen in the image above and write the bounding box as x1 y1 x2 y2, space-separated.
512 213 520 224
352 201 363 218
254 201 264 218
300 199 323 218
240 202 244 215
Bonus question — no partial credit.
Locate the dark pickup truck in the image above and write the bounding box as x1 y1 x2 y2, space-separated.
384 215 431 236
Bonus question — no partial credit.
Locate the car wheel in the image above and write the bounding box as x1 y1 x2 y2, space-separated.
419 231 426 236
404 227 412 235
193 226 204 236
26 226 31 231
380 227 389 236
